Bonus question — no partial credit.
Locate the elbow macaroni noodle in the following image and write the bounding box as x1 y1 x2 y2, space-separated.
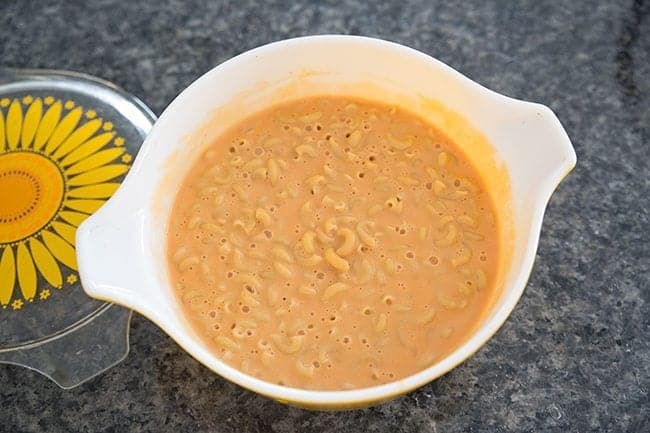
168 96 499 390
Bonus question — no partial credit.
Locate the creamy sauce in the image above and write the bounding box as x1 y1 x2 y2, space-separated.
167 96 499 390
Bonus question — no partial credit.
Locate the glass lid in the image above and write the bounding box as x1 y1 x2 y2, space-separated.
0 68 155 387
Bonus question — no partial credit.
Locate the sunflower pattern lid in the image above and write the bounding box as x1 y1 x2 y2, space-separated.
0 95 133 310
0 69 154 372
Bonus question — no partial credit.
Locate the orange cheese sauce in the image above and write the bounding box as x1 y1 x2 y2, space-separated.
167 96 499 390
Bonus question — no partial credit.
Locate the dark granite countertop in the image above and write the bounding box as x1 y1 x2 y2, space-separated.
1 1 648 432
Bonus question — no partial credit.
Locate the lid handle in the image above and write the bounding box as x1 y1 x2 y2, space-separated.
0 305 131 389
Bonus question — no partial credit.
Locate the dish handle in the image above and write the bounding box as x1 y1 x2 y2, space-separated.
76 205 164 325
501 102 577 200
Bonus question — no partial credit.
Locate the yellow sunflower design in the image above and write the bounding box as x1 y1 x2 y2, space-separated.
0 95 133 310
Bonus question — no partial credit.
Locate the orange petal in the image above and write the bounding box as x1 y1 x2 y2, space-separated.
6 99 23 150
63 199 106 214
67 164 129 186
44 107 83 154
51 221 77 245
59 132 115 167
41 231 77 270
21 98 43 149
30 238 63 288
0 246 16 305
16 242 37 300
67 183 120 199
65 147 125 175
0 105 5 152
34 101 62 151
58 210 90 227
52 118 102 160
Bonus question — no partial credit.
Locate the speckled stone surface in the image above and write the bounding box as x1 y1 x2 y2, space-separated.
0 0 648 432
